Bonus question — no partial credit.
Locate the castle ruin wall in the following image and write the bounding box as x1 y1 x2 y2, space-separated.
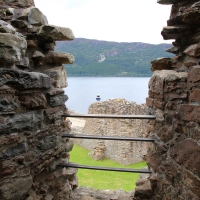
0 1 76 199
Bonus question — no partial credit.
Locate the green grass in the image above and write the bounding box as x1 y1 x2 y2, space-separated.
70 144 147 191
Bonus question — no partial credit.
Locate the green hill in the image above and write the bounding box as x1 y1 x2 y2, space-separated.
55 38 172 77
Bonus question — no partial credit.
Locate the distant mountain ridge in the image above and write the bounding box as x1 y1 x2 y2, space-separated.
55 38 172 77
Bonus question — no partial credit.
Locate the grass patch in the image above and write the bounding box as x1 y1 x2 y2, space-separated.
70 144 147 191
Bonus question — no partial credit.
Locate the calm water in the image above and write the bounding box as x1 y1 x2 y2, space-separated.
64 77 150 114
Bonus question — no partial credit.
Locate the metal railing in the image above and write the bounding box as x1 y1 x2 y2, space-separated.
61 134 154 142
62 113 156 119
58 113 155 173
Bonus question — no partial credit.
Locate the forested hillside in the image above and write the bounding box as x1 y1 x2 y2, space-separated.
56 38 172 77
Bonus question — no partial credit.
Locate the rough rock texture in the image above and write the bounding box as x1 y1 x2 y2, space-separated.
134 0 200 199
73 186 135 200
0 1 77 200
74 99 151 165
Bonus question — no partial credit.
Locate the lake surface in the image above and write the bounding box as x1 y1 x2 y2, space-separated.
64 77 150 114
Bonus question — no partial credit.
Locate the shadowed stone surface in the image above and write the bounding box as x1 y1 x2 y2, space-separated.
137 1 200 199
0 176 33 200
0 69 52 89
0 1 76 199
0 110 44 134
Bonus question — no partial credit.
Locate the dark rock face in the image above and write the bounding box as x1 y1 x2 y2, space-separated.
0 1 77 200
134 1 200 199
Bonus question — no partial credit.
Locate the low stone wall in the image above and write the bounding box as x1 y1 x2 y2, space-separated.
74 99 151 165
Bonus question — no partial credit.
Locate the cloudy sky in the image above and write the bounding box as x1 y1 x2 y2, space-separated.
34 0 173 44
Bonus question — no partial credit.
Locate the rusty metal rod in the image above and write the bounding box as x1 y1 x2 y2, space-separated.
62 134 154 142
58 163 152 173
62 114 155 119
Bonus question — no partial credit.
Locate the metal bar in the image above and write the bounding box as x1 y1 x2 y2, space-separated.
62 114 155 119
58 163 152 173
62 134 154 142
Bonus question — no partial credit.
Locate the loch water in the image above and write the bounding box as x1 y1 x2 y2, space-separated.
64 77 150 114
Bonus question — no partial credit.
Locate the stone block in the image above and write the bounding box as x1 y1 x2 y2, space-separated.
165 101 177 111
45 52 74 65
182 169 200 197
134 179 153 199
164 81 187 93
0 110 44 134
45 106 64 123
37 136 57 151
0 69 52 90
146 151 165 173
155 109 164 122
38 25 75 41
157 0 179 5
148 72 165 100
166 46 179 54
168 9 200 26
0 176 33 200
11 20 27 28
44 42 55 51
157 125 173 142
0 20 16 33
19 92 47 109
0 143 26 160
151 58 174 71
170 139 200 174
190 127 200 141
178 104 200 122
65 139 74 152
162 26 191 40
16 57 29 68
28 7 48 25
17 7 48 25
32 51 45 63
190 89 200 103
0 33 27 65
49 94 68 107
153 99 164 109
149 70 187 101
46 88 64 96
0 96 19 112
0 85 15 95
184 43 200 57
45 66 67 88
0 160 16 178
164 91 188 101
0 133 21 146
146 97 154 107
173 121 187 134
4 0 35 8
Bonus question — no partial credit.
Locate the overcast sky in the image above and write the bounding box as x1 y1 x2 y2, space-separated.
34 0 173 44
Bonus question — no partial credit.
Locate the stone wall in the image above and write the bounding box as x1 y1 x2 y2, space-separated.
0 1 77 200
134 0 200 199
74 99 151 165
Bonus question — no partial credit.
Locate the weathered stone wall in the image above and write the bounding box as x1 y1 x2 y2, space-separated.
0 1 77 200
134 0 200 199
74 99 151 165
